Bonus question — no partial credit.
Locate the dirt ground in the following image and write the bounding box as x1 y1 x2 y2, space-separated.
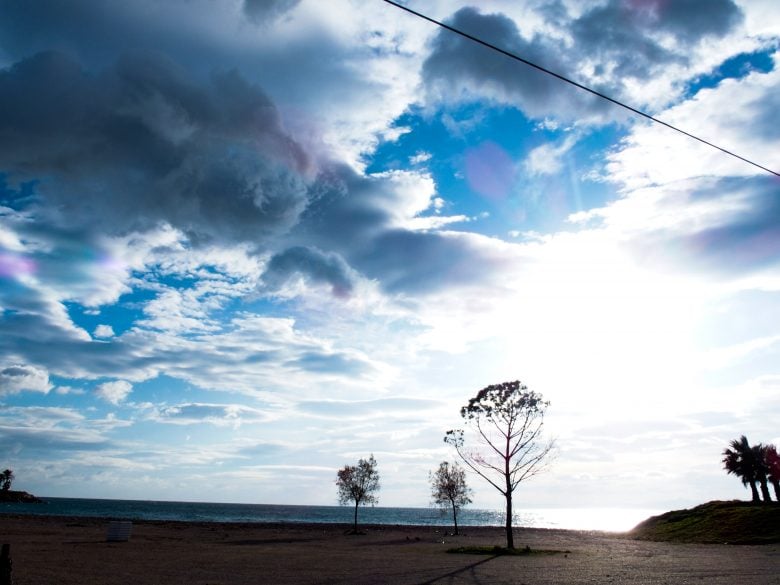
2 514 780 584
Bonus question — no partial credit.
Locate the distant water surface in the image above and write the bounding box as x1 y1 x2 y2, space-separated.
1 497 658 532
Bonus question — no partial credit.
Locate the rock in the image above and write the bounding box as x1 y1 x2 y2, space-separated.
0 490 43 503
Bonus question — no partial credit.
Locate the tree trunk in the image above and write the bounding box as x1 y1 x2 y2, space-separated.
749 481 761 502
771 479 780 502
759 478 772 503
505 491 514 550
353 500 359 532
451 499 459 536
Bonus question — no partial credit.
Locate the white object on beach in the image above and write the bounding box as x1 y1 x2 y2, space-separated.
106 521 133 542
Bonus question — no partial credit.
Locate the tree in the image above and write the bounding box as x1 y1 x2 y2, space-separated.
445 380 554 549
336 454 380 533
0 469 13 491
723 436 763 502
430 461 472 535
751 444 773 503
765 444 780 502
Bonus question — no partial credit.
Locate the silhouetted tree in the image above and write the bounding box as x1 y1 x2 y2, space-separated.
723 436 763 502
0 469 13 491
765 445 780 502
445 380 554 549
752 444 773 503
430 461 472 535
336 454 380 533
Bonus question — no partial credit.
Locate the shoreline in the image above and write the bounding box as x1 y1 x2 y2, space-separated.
4 513 780 584
1 497 660 532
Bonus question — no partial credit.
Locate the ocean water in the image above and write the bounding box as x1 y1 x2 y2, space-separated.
0 497 658 532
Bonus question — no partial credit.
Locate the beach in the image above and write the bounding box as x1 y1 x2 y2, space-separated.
3 515 780 584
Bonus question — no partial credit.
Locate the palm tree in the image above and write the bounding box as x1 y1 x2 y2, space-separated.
0 469 13 491
764 444 780 502
722 436 761 502
752 444 773 503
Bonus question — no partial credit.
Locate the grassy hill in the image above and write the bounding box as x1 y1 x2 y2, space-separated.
629 500 780 544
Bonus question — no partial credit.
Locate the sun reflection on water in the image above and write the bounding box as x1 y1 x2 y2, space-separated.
515 507 661 532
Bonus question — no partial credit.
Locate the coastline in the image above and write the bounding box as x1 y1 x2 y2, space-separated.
1 497 660 531
3 513 780 584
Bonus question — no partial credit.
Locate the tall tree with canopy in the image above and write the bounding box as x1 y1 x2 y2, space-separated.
336 454 380 533
445 380 554 549
430 461 472 535
723 436 765 502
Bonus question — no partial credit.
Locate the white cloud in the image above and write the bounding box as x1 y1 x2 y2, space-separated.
607 54 780 189
94 380 133 405
93 325 115 339
523 133 579 176
409 151 432 165
0 364 52 396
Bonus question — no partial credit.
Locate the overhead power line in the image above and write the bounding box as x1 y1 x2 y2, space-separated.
382 0 780 179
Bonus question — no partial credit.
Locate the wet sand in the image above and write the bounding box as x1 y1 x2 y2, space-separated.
2 514 779 584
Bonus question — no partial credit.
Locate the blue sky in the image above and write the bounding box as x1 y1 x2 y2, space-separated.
1 0 779 511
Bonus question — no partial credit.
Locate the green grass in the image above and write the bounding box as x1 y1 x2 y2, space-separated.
446 545 569 556
629 500 780 544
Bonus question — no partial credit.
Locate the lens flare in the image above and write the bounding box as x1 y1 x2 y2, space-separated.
464 141 515 201
0 252 37 277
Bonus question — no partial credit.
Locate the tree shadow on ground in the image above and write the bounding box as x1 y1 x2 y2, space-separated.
418 555 498 585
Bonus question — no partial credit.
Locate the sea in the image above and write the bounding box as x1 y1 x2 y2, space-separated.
0 498 659 532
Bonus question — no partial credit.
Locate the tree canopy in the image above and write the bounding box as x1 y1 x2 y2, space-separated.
336 454 380 532
0 469 13 491
430 461 472 535
445 380 554 549
723 436 778 503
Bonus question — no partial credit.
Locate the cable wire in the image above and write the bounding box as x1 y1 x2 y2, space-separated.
382 0 780 179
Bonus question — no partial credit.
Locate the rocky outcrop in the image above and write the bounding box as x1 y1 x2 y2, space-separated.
0 490 42 503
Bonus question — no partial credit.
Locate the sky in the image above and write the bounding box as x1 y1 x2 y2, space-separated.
1 0 779 513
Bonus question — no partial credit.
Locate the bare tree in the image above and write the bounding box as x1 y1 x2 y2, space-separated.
430 461 472 535
336 454 380 533
445 380 554 549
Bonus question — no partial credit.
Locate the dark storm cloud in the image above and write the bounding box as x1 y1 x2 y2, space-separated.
0 50 313 246
293 164 516 295
571 0 743 78
422 2 743 119
652 0 743 39
262 246 356 297
422 7 608 121
243 0 301 24
0 0 121 61
571 4 684 79
354 229 507 294
0 0 228 73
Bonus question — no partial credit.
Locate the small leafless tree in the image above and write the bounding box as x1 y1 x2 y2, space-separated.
445 380 554 549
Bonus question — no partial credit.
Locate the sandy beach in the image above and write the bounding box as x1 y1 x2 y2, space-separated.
2 515 780 584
